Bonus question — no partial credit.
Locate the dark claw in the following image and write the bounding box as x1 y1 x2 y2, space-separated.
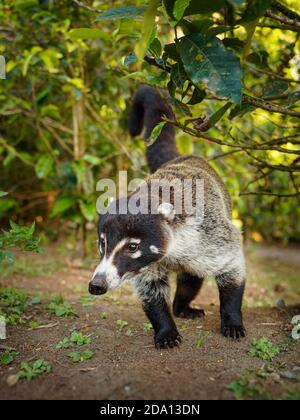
222 325 246 340
155 329 182 349
175 307 205 319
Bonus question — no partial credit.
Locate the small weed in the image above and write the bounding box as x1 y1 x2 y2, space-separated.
284 388 300 400
56 337 71 349
0 288 30 325
196 332 208 348
116 319 128 331
68 350 93 363
79 295 97 307
56 331 91 349
29 321 39 329
226 374 270 400
46 295 76 318
249 338 281 362
116 319 133 336
18 360 51 380
0 350 19 366
125 328 133 337
143 322 153 332
101 312 108 319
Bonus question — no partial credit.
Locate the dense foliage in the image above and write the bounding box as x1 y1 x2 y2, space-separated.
0 0 299 249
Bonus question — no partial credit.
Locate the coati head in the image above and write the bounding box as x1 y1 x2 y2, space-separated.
89 197 174 295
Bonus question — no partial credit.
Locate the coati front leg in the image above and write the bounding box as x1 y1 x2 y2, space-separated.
216 273 246 340
173 273 205 319
134 275 181 349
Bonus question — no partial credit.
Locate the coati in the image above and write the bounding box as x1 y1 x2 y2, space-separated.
89 86 246 349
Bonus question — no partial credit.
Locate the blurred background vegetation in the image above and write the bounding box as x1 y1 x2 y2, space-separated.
0 0 299 260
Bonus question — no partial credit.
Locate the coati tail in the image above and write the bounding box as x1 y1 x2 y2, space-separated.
129 86 179 173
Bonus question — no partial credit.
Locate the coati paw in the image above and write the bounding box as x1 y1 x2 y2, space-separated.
154 329 182 349
174 306 205 319
222 325 246 340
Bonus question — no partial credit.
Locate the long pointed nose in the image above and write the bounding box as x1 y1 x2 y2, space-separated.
89 274 108 295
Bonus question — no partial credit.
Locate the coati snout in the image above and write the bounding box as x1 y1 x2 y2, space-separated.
89 86 246 349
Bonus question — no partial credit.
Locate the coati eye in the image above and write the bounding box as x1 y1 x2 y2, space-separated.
128 243 139 253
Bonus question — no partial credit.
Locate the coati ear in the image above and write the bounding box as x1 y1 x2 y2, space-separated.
157 202 175 221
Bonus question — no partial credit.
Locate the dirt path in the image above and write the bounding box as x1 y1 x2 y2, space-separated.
0 244 299 400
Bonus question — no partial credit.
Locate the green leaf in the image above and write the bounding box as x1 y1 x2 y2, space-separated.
164 43 180 62
210 102 232 125
180 33 243 104
149 38 162 58
149 122 167 145
35 154 54 179
40 104 61 120
242 0 273 22
264 81 289 98
173 0 191 22
79 201 96 222
83 154 102 166
0 351 19 366
14 0 38 10
187 86 206 105
0 191 8 198
68 28 108 40
135 1 160 62
50 197 75 217
229 103 256 119
82 350 93 360
96 7 146 21
171 62 188 90
163 0 226 18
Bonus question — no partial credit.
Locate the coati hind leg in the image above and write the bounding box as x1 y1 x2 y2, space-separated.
216 273 246 340
134 274 181 349
173 273 205 319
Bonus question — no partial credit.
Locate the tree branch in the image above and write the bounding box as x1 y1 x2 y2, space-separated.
271 1 300 22
265 9 300 28
72 0 102 14
240 191 300 197
243 94 300 118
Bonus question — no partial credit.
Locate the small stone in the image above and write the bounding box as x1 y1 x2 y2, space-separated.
279 371 297 380
7 374 19 387
276 299 286 309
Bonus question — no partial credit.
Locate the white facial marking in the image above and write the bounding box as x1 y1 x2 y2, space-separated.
99 233 106 254
130 238 141 244
157 202 175 220
92 238 128 289
150 245 159 254
130 250 142 259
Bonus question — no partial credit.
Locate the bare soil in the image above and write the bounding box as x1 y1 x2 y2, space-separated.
0 243 299 400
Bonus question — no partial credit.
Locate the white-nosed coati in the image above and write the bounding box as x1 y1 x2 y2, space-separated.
89 86 246 349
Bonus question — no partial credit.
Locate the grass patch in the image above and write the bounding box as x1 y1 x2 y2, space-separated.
196 332 209 348
143 322 153 332
68 350 93 363
116 319 133 337
18 360 51 380
249 338 281 362
56 331 91 349
0 350 19 366
0 288 32 325
226 372 270 400
0 255 62 278
46 295 76 318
